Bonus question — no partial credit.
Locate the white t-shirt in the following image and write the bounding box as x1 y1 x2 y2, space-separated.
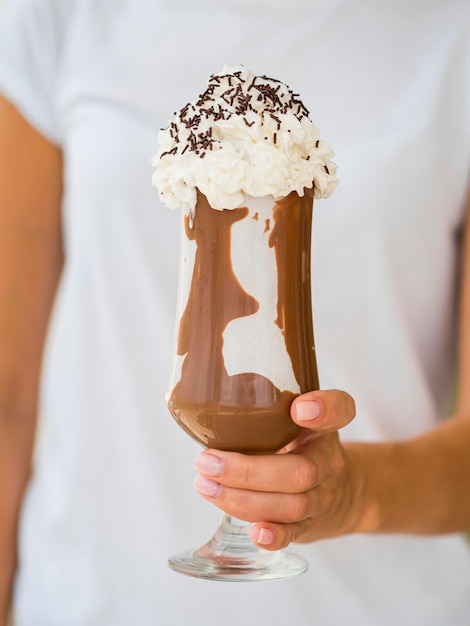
1 0 470 624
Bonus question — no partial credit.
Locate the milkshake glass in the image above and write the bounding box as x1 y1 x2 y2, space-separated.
153 66 338 580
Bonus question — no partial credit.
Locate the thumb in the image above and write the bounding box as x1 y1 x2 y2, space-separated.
290 389 356 433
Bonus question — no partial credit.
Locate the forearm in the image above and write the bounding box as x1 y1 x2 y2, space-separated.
0 319 43 620
349 415 470 535
0 404 37 620
0 95 64 624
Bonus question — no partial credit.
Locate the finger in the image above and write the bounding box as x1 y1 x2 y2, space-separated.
195 449 305 492
250 518 322 551
195 436 344 494
290 389 355 433
250 520 308 551
193 474 317 525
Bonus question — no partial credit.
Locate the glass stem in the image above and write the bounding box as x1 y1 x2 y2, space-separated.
195 514 258 561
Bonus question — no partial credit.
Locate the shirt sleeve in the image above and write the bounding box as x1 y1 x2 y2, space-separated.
0 0 70 144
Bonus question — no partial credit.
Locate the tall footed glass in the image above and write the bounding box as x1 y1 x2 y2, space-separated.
166 188 319 581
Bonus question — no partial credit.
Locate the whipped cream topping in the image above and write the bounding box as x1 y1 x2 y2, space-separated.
152 65 338 211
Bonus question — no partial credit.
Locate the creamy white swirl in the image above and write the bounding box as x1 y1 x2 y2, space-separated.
152 65 338 211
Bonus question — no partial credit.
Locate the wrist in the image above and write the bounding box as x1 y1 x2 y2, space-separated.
343 440 400 535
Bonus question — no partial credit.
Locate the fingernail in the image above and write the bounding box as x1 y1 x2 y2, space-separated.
194 453 223 477
255 527 274 546
194 474 221 498
294 400 322 422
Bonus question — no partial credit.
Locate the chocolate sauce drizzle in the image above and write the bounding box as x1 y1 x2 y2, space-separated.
168 191 318 454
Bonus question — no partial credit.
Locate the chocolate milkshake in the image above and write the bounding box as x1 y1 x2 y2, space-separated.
153 66 338 455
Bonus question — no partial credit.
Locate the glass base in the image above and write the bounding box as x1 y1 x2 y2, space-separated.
168 514 308 582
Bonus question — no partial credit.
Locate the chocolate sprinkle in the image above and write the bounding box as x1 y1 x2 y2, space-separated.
159 68 320 161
